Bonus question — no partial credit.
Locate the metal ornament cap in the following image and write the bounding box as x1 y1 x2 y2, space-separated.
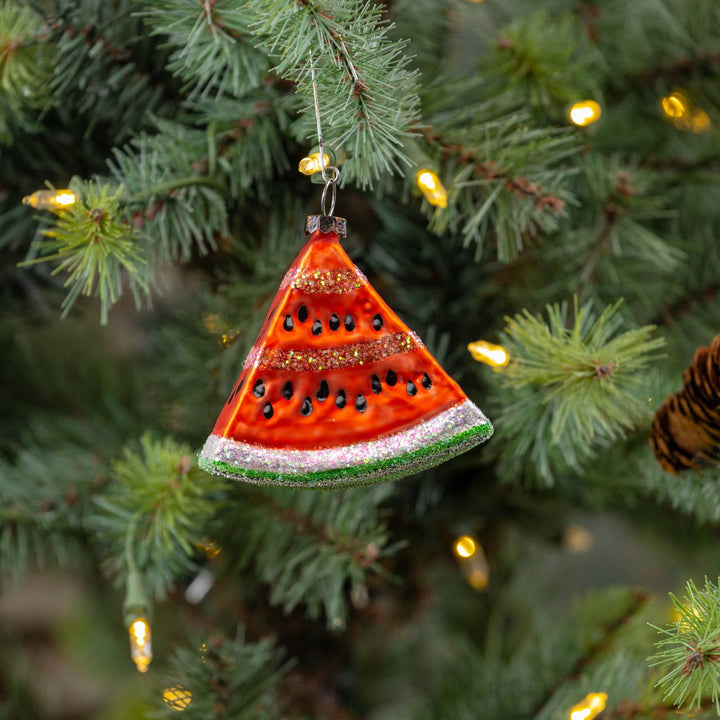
305 215 347 238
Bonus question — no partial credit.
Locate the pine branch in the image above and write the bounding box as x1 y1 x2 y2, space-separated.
567 156 684 306
186 88 296 198
503 298 665 441
110 119 229 261
252 0 422 188
418 588 645 720
139 0 269 99
486 9 605 113
490 298 665 486
650 577 720 713
533 591 650 716
0 2 54 142
419 79 579 260
217 483 400 629
47 0 173 143
0 444 101 584
91 434 225 600
19 180 147 324
152 628 291 719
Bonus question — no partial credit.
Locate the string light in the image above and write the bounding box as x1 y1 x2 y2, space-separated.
453 535 477 558
672 603 705 632
163 687 192 711
661 92 687 121
689 109 711 133
220 330 240 347
453 535 490 591
467 568 489 590
568 692 607 720
128 617 153 673
416 169 448 208
21 188 77 211
467 340 510 368
563 524 594 554
661 91 712 133
298 152 332 176
569 100 602 127
201 313 240 348
202 312 225 335
196 538 221 559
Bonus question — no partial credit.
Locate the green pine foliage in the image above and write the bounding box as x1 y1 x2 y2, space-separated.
0 2 53 142
109 122 228 261
503 299 663 443
253 0 422 188
48 0 173 143
650 577 720 712
418 588 648 720
140 0 269 99
0 445 100 585
491 299 664 487
20 181 146 323
217 484 399 630
92 434 225 599
152 629 290 720
2 0 720 717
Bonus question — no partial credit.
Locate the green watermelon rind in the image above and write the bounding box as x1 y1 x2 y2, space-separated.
198 421 493 489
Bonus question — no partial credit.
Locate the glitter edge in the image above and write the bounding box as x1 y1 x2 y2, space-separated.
242 330 422 372
197 419 493 490
201 399 485 472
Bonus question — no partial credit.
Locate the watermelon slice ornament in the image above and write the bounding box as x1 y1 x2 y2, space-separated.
199 60 491 488
198 213 494 489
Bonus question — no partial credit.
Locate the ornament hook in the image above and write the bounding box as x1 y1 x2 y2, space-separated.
320 169 339 216
309 52 340 215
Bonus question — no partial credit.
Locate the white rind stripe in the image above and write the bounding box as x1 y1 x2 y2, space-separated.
199 400 489 474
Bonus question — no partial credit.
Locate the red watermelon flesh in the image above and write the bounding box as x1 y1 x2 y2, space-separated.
199 222 493 488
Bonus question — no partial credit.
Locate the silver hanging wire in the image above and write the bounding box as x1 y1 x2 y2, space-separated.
309 52 340 215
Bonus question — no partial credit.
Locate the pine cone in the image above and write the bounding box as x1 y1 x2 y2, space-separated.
650 334 720 473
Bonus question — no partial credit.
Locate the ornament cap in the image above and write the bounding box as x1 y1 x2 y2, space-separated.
305 215 347 238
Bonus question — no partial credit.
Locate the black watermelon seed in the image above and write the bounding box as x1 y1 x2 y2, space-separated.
386 370 397 386
316 380 329 401
253 379 265 398
345 314 355 331
422 372 432 389
283 314 294 331
371 374 382 394
298 305 308 323
355 394 367 413
406 381 417 396
372 313 383 331
312 320 322 336
301 397 313 416
263 402 273 419
329 314 340 331
282 381 294 400
336 390 347 409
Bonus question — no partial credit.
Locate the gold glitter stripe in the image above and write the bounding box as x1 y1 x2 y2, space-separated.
289 267 365 294
245 331 422 372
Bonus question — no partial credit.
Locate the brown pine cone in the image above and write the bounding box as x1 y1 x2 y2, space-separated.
650 333 720 473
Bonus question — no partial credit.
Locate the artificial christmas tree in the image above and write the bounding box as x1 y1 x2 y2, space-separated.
2 0 720 718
